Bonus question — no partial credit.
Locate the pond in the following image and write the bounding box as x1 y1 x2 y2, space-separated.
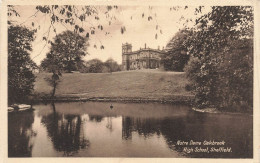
8 102 253 158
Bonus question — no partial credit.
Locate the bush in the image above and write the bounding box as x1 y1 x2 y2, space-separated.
185 39 253 110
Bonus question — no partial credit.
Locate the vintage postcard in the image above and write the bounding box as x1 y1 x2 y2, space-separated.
0 0 259 162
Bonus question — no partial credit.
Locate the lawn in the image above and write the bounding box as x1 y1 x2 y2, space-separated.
34 69 193 101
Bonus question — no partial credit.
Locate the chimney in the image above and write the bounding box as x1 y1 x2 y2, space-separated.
145 43 146 49
158 46 160 50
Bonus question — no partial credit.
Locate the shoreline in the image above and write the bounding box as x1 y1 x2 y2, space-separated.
31 94 195 105
24 93 252 115
14 94 253 115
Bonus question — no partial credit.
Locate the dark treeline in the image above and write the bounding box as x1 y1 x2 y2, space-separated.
162 6 253 111
40 58 122 73
78 58 122 73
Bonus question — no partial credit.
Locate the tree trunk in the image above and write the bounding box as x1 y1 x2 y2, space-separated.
51 83 56 98
51 102 56 112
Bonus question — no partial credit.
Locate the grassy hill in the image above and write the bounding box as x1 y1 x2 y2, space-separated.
34 69 193 102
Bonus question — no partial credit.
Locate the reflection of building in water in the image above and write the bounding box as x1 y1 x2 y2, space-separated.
122 43 166 70
122 117 134 140
121 114 203 154
122 116 161 140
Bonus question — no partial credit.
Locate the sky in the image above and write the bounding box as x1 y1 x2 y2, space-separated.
9 5 202 65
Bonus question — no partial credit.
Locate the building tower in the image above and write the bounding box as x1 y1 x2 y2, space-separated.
122 43 132 70
122 43 132 54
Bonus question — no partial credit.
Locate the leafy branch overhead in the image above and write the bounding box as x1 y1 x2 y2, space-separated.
8 5 191 54
20 5 121 50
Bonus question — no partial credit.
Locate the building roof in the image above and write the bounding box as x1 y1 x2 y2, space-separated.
123 48 167 55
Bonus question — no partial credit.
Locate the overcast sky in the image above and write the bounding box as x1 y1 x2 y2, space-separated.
9 5 203 65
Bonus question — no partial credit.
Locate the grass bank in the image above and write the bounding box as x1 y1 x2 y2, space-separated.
33 69 194 103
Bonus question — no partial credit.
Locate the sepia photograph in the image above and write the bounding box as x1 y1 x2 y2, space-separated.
1 1 259 161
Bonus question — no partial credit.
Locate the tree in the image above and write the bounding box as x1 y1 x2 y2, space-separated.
79 58 121 73
104 58 121 72
40 30 88 98
40 51 63 98
162 29 192 71
41 52 64 73
8 25 37 104
216 38 253 109
84 59 105 73
42 30 89 73
45 72 62 98
184 6 253 111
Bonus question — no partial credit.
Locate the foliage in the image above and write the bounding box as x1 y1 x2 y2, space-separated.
34 5 119 49
104 58 122 72
44 72 62 98
8 25 37 104
184 6 253 110
8 5 167 50
83 59 104 73
41 30 89 73
162 29 192 71
217 39 253 109
41 52 64 73
79 58 121 73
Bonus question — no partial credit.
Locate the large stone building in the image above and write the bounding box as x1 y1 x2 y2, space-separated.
122 43 166 70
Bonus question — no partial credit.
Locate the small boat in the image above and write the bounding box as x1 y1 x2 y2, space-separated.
192 107 219 113
17 104 31 111
8 104 33 113
8 107 14 112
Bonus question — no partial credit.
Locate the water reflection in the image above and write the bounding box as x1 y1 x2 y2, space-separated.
8 102 253 158
40 103 90 156
122 117 162 140
106 117 113 131
8 111 36 157
88 115 104 122
121 111 253 158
